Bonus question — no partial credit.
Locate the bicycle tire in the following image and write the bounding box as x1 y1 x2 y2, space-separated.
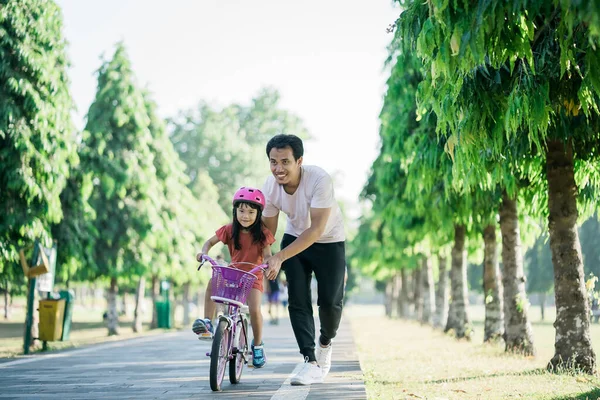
229 317 248 384
210 320 230 391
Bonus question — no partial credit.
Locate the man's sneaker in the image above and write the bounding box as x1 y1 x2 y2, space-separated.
291 359 323 386
192 318 213 340
251 342 266 368
317 341 333 378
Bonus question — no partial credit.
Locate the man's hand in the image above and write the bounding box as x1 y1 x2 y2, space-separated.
265 253 284 280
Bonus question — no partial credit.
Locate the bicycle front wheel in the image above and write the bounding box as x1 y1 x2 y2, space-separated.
210 320 230 391
229 317 248 384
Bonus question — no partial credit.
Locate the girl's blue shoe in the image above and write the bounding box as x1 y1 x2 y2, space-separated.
251 341 266 368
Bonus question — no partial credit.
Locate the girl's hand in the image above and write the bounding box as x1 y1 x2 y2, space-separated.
196 253 205 262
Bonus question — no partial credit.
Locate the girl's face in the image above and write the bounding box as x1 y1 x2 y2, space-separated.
236 203 258 229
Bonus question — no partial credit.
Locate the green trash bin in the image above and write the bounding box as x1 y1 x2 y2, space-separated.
156 301 171 329
58 290 75 341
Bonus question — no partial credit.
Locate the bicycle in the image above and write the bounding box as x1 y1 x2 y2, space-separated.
197 254 267 392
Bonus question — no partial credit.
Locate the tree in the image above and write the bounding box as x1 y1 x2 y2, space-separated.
398 0 600 373
143 90 225 331
168 88 309 212
0 0 77 275
81 43 164 335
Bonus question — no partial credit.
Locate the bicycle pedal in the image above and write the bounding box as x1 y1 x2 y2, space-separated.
197 333 213 340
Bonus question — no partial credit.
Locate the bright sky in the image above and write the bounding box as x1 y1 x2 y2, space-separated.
56 0 400 221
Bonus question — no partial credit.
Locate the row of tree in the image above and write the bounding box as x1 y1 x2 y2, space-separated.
351 0 600 374
0 0 308 336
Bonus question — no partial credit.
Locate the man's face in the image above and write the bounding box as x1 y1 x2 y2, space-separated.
269 146 302 187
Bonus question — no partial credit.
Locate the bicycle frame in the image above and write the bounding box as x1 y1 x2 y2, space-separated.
198 254 267 391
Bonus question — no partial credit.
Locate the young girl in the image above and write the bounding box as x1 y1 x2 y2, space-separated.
192 187 275 369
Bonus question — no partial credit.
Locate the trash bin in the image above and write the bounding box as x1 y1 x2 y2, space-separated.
39 299 66 341
156 301 171 329
58 290 75 341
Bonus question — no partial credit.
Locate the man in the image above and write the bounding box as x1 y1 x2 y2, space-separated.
262 134 346 386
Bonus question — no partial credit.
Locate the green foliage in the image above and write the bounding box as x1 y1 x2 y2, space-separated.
143 91 226 285
169 88 310 212
398 0 600 210
51 170 96 284
0 0 77 266
525 232 554 294
80 43 164 281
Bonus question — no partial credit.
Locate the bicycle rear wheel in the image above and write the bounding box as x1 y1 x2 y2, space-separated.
229 317 248 383
210 320 230 391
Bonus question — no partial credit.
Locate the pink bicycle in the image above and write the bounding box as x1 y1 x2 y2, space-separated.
197 254 267 391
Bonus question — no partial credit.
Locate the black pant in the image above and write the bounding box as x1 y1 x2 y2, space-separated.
281 234 346 362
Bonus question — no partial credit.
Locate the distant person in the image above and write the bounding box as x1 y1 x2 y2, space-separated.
280 279 289 310
592 298 600 324
262 134 346 385
192 187 275 368
267 273 281 325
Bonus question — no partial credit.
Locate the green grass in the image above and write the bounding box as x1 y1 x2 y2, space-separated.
346 304 600 400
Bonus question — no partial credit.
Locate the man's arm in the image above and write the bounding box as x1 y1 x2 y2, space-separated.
264 207 331 280
262 213 279 236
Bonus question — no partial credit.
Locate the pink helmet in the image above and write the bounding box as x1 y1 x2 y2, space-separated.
232 187 266 210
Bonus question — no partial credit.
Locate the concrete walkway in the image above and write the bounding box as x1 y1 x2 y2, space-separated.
0 314 365 399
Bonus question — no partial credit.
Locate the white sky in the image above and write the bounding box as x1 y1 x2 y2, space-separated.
56 0 400 221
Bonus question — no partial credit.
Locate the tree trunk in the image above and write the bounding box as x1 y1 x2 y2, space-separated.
546 140 596 374
150 275 159 329
183 281 191 326
433 255 449 329
107 277 119 336
420 256 435 325
500 191 535 355
132 276 146 333
393 272 403 318
121 291 128 317
399 268 410 318
445 224 471 339
540 293 546 322
384 279 393 317
3 281 10 320
483 224 504 342
91 283 97 309
413 267 422 321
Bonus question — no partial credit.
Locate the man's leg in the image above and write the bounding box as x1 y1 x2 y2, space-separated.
281 234 316 361
310 241 346 346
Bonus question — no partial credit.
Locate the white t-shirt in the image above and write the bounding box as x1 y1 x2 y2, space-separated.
262 165 345 243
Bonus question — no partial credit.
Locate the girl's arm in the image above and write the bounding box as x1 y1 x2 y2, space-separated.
196 235 220 261
262 243 272 260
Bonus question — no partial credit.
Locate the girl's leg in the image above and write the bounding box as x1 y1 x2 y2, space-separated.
204 279 216 320
247 288 263 344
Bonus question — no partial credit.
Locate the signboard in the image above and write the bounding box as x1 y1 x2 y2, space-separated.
35 243 57 292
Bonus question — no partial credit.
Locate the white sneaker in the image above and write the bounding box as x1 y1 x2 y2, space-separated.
317 342 333 378
291 359 323 386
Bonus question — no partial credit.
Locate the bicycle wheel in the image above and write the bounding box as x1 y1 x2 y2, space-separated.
210 320 230 391
229 317 248 384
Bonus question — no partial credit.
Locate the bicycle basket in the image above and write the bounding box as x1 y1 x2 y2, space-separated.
210 266 257 305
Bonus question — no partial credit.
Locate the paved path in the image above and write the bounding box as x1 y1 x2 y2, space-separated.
0 314 365 399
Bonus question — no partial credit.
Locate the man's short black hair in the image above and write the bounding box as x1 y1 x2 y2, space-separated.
266 134 304 161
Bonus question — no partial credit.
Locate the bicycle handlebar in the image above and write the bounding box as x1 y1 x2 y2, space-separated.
198 254 267 275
